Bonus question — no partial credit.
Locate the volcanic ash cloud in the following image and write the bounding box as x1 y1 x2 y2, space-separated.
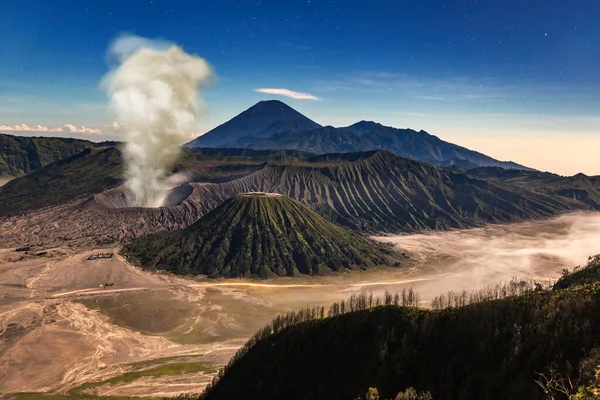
104 36 212 207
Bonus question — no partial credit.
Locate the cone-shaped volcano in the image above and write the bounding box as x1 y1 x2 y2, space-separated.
122 193 394 278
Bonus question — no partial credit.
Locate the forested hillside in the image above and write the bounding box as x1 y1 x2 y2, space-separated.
0 133 93 178
0 147 123 217
199 257 600 400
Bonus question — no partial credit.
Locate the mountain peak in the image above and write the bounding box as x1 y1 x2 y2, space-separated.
186 100 322 148
344 120 388 135
352 120 382 126
255 99 287 105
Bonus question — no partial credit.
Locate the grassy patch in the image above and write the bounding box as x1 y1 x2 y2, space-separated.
69 362 216 396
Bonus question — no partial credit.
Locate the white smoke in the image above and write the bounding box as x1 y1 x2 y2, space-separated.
103 34 212 207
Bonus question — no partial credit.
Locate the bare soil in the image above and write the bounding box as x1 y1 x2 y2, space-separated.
2 212 600 398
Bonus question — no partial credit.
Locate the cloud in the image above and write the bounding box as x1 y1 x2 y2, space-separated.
254 88 322 101
0 121 209 140
0 123 102 134
108 33 173 61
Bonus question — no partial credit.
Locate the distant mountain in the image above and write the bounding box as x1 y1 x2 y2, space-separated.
0 146 314 218
1 149 588 249
467 166 600 208
228 120 530 170
0 147 123 217
186 100 322 148
185 150 576 233
122 193 394 278
0 133 94 178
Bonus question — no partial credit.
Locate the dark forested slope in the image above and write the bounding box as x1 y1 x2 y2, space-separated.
0 147 123 217
200 257 600 400
0 133 94 178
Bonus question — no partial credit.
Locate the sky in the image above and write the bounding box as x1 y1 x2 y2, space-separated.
0 0 599 175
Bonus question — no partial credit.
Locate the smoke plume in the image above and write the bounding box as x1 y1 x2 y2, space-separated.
104 35 212 207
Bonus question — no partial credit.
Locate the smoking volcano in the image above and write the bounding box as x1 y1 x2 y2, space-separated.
104 35 212 207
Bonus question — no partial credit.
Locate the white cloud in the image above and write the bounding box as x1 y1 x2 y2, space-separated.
109 33 173 60
254 88 322 101
0 123 102 134
0 121 208 142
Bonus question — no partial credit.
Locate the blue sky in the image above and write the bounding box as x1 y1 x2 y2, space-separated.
0 0 599 174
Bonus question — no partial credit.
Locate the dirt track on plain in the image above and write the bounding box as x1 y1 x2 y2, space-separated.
2 212 600 397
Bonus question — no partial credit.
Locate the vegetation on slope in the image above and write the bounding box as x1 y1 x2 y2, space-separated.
199 257 600 400
122 194 395 278
554 255 600 290
0 147 312 217
0 147 123 217
0 133 94 178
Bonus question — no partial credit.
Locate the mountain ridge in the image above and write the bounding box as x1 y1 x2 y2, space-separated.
1 148 591 250
186 100 322 148
0 133 95 178
229 120 530 170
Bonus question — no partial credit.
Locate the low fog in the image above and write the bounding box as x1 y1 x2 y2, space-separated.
188 212 600 312
372 211 600 302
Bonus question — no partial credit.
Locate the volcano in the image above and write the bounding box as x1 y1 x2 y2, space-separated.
186 100 322 148
121 193 394 278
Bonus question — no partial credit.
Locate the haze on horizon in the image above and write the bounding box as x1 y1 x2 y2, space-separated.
1 0 598 176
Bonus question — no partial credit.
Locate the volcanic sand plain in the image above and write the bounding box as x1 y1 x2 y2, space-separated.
2 212 600 399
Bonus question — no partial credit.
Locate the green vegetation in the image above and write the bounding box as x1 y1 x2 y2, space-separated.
198 257 600 400
70 362 215 396
0 133 94 178
16 360 213 400
1 142 592 237
0 144 313 216
0 147 123 216
123 194 395 278
554 255 600 290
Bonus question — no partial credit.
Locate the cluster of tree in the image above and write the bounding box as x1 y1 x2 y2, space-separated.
430 278 552 310
207 288 422 394
362 387 434 400
329 289 421 317
198 255 600 399
535 348 600 399
554 255 600 290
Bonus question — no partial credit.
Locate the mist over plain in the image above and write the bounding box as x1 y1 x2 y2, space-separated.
372 211 600 302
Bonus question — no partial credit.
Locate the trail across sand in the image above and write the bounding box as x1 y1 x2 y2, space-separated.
3 212 600 397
